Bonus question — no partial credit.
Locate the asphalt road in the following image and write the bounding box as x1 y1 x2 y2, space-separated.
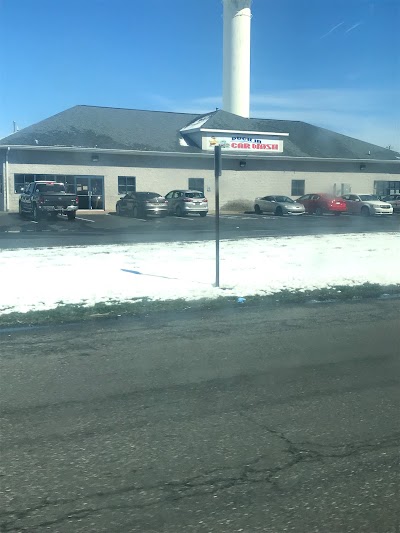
1 300 399 532
0 211 399 249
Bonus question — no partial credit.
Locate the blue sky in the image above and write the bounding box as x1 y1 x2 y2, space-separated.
0 0 399 149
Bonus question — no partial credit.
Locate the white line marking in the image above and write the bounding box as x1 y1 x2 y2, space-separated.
75 217 95 222
6 230 20 233
30 221 39 224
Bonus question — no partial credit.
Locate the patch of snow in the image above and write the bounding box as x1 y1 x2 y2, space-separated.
1 232 400 315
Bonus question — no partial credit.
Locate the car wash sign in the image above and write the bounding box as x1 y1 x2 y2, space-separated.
203 135 283 153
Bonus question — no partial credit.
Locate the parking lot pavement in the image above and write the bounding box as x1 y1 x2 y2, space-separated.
0 211 398 250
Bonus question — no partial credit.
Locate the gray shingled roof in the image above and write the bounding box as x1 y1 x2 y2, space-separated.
0 106 203 154
189 109 400 160
1 105 398 161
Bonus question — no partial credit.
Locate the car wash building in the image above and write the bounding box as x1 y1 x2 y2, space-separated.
1 104 399 213
1 0 399 212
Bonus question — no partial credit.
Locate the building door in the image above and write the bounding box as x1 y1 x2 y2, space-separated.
333 183 351 196
90 177 104 209
75 176 104 209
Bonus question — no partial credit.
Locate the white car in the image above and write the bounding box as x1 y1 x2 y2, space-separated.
341 194 393 216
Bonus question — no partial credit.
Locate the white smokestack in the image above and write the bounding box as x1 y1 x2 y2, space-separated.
222 0 252 118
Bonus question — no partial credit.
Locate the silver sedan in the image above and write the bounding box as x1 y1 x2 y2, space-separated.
254 195 306 216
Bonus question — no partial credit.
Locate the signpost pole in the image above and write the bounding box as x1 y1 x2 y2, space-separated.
214 145 222 288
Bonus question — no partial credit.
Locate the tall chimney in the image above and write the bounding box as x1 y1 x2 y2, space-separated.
222 0 252 118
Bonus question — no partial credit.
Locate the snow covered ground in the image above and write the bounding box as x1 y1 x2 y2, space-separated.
1 232 400 315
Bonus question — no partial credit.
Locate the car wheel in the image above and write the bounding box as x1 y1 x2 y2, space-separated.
254 204 262 214
18 202 24 217
176 206 183 217
361 206 370 217
116 204 121 216
132 206 138 218
67 211 76 220
315 207 323 216
275 206 283 216
199 212 207 217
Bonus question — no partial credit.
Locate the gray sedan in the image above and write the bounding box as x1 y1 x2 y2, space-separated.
254 195 305 216
116 192 168 218
382 194 400 212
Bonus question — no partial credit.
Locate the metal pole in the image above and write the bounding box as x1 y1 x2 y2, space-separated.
214 145 222 287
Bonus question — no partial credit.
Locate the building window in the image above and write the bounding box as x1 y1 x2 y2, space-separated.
118 176 136 195
291 179 305 196
14 174 35 193
13 174 104 196
188 178 204 194
374 180 400 196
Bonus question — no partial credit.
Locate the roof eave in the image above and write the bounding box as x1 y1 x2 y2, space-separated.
200 128 290 137
0 144 399 163
0 145 203 157
180 127 290 136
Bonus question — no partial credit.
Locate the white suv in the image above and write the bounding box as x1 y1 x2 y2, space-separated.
341 194 393 216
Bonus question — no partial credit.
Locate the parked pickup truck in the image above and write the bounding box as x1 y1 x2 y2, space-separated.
19 181 79 220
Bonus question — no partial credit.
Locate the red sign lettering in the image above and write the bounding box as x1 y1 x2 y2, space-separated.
220 140 281 151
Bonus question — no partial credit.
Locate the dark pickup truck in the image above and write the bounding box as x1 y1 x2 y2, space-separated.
19 181 79 220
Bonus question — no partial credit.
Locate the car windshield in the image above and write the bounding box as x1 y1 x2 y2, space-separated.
35 183 65 193
359 194 380 201
275 196 294 203
185 192 204 198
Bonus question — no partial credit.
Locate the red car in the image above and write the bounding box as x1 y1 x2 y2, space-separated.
297 193 347 216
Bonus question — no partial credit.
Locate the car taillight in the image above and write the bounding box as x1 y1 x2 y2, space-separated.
183 198 192 202
203 198 208 202
75 196 79 204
